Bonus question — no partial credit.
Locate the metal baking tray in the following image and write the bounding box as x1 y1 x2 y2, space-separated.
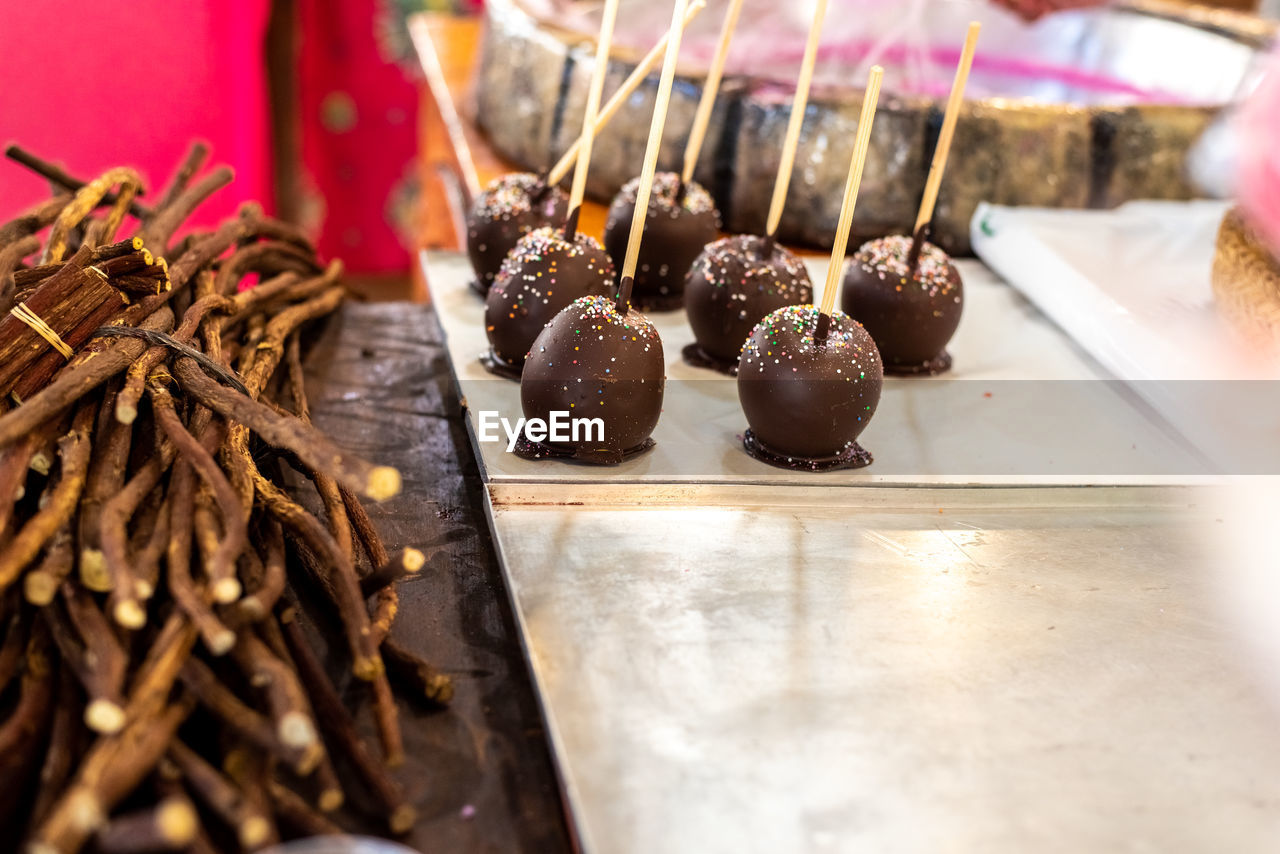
419 255 1280 854
421 250 1214 504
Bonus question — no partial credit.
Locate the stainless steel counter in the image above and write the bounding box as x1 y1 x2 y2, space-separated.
420 250 1280 852
490 488 1280 853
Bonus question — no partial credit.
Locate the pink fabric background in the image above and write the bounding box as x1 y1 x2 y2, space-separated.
1 0 422 274
1238 46 1280 257
297 0 420 273
0 0 274 230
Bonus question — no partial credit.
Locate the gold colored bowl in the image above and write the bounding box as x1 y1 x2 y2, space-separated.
475 0 1274 253
1213 207 1280 358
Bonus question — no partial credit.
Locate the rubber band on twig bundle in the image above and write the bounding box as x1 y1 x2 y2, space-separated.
9 303 73 359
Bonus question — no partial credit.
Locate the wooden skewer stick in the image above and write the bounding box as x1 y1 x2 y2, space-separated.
565 0 622 236
617 0 693 308
681 0 745 185
765 0 830 239
913 21 980 234
547 0 706 186
819 66 884 322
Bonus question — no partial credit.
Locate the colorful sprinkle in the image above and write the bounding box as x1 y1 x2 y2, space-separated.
852 235 957 298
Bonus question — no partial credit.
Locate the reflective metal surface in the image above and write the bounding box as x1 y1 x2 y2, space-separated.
490 490 1280 854
421 251 1280 852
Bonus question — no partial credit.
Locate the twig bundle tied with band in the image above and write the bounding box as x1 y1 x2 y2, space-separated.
0 238 171 402
0 142 452 854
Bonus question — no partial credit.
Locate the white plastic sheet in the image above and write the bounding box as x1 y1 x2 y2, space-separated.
971 199 1280 474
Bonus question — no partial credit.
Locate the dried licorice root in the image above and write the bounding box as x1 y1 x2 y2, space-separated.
0 144 451 854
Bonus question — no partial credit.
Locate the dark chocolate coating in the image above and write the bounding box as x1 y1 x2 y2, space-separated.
603 173 720 311
840 235 963 371
685 234 813 367
521 295 665 463
484 227 616 372
466 173 569 293
737 305 883 460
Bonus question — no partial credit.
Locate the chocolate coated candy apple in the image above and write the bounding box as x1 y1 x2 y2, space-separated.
519 294 665 464
737 305 883 471
840 234 963 375
684 234 813 374
603 172 719 311
466 173 568 294
484 226 616 377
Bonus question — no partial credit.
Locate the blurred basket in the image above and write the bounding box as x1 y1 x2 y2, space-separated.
1212 206 1280 356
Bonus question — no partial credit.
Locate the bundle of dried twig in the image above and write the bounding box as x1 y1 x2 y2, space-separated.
0 143 451 854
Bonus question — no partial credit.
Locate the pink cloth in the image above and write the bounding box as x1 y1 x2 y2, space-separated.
1238 46 1280 257
296 0 421 273
0 0 274 231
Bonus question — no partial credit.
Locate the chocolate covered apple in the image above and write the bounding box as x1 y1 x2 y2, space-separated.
737 304 882 469
736 61 885 471
483 224 616 377
841 234 962 374
600 0 741 311
839 22 979 375
603 172 719 310
519 293 665 463
515 0 693 464
465 174 567 295
482 0 620 378
684 233 812 374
